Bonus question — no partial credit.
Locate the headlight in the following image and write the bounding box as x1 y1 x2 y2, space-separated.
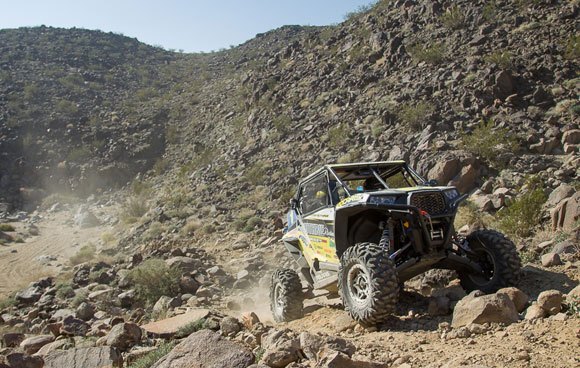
444 189 459 201
368 196 397 205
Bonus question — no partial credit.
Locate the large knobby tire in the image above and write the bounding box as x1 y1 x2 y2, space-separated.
458 229 522 294
338 243 399 326
270 269 304 322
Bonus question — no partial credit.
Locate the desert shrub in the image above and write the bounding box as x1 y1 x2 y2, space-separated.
56 99 79 115
126 341 176 368
407 42 445 64
567 295 580 316
564 34 579 60
482 1 498 22
135 87 158 101
0 224 15 232
202 224 216 234
142 222 166 241
0 295 16 310
101 232 116 244
174 319 207 338
484 50 513 69
455 200 490 229
397 101 435 131
121 196 149 223
128 258 181 305
244 216 262 232
71 290 89 307
70 243 97 265
180 219 202 236
273 115 292 133
55 282 75 299
461 119 519 168
67 147 92 162
166 124 180 144
328 124 349 149
344 2 376 20
496 179 547 239
440 5 465 29
245 162 267 186
131 180 152 196
152 158 170 175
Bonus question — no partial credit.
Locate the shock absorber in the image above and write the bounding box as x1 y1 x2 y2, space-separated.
378 219 394 254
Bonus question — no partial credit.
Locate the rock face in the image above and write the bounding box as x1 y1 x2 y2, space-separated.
141 309 210 338
151 329 254 368
452 291 519 328
43 346 122 368
20 335 55 354
103 322 142 351
551 192 580 231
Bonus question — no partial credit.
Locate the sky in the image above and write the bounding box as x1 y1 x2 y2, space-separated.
0 0 377 53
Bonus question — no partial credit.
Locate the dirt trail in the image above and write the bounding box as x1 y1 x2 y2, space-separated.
278 295 580 368
0 211 106 298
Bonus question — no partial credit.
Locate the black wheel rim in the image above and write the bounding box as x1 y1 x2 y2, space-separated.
467 247 496 286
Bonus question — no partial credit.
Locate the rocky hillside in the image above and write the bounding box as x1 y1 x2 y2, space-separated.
0 27 178 208
0 1 579 367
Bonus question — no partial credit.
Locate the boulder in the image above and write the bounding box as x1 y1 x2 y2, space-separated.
60 316 91 336
5 353 44 368
494 70 514 99
116 289 135 309
150 329 254 368
551 192 580 231
551 240 576 255
541 252 562 267
75 302 96 321
15 286 43 305
220 316 241 337
34 339 74 356
427 158 460 186
451 291 519 328
74 207 101 228
524 304 546 320
261 329 301 368
20 335 55 354
104 322 142 351
317 348 385 368
141 309 210 338
451 164 478 194
496 287 528 313
299 332 356 361
43 346 122 368
545 184 575 208
165 256 201 274
536 290 563 315
561 129 580 145
2 332 25 348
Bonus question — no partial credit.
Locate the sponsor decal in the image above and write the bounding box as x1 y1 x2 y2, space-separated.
336 193 366 208
304 222 334 237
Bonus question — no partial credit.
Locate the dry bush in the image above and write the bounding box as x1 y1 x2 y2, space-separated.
69 243 97 265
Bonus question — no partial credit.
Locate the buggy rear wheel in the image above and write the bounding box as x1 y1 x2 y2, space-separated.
458 230 522 293
270 269 304 322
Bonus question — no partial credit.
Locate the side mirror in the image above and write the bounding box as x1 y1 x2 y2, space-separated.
426 179 438 186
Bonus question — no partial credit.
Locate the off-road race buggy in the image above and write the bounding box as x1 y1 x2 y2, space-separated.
270 161 522 326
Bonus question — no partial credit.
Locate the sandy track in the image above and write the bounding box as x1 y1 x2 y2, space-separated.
0 211 106 298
